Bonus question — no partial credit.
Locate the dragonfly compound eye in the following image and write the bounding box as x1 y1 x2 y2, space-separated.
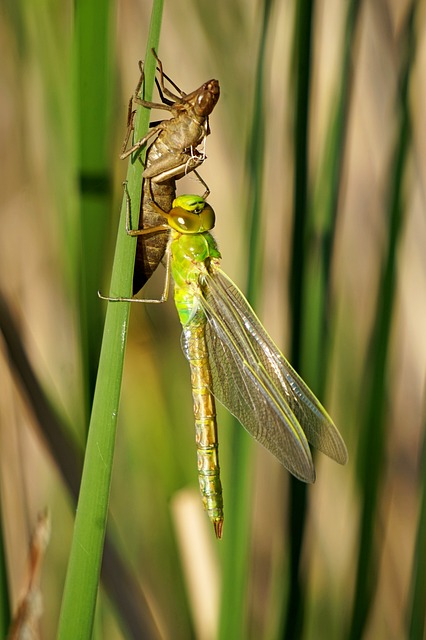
168 203 216 234
195 80 220 116
169 196 216 233
168 207 201 233
199 204 216 231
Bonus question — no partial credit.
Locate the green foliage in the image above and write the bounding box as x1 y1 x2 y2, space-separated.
57 4 164 638
0 503 11 638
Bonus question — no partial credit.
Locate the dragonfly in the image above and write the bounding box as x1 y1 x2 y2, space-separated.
121 51 220 294
102 193 348 539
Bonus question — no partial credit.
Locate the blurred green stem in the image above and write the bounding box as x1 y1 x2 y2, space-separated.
0 291 159 638
284 0 361 636
75 0 115 420
349 4 416 638
218 0 273 638
284 2 314 637
301 0 362 392
0 499 10 638
57 2 164 637
407 392 426 639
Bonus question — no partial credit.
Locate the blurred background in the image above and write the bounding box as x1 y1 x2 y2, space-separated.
1 0 426 638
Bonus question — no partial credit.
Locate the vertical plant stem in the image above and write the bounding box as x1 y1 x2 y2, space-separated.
218 0 273 637
348 4 416 638
301 0 362 393
0 292 159 638
407 395 426 639
75 0 115 418
57 2 164 638
0 500 11 638
284 1 362 636
283 2 314 637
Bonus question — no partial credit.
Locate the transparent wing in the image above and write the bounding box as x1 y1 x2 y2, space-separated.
182 269 347 482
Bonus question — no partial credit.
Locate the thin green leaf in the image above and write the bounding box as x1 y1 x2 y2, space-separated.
57 2 164 638
0 500 11 638
348 5 416 638
75 0 116 418
218 1 273 638
407 395 426 639
283 2 315 636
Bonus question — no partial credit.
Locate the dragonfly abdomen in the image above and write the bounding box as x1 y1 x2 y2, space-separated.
183 321 224 539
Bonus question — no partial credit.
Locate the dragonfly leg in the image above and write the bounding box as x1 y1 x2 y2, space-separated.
121 56 177 160
132 60 173 112
192 169 210 200
119 97 137 159
98 291 167 304
98 248 171 304
97 182 171 302
151 48 186 101
131 59 172 112
120 122 164 160
122 181 168 236
119 92 162 161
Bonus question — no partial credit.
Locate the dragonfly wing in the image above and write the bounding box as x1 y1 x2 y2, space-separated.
201 269 348 467
180 280 315 483
201 320 315 482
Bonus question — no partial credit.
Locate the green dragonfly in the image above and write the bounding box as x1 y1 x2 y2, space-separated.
104 193 348 538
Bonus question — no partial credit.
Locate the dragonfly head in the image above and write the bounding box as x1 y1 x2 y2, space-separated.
185 79 220 118
168 195 215 234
